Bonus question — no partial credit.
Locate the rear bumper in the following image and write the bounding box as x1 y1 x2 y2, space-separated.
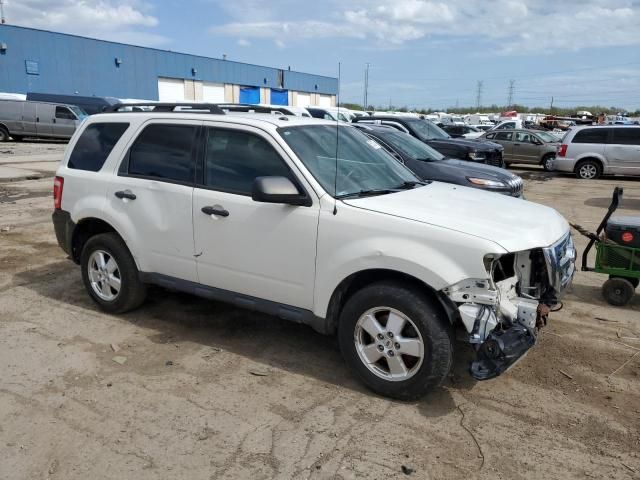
551 157 577 172
52 209 75 257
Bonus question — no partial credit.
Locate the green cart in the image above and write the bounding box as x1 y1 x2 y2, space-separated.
573 187 640 306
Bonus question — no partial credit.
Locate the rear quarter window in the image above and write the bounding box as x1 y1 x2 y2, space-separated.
611 128 640 146
68 123 129 172
572 128 609 144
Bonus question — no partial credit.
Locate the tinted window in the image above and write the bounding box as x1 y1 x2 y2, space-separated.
128 124 197 183
514 132 533 143
55 106 76 120
612 128 640 146
68 123 129 172
572 128 609 144
204 129 293 195
376 130 444 162
484 133 496 139
495 132 513 141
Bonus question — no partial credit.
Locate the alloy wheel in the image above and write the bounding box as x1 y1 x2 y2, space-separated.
88 250 121 301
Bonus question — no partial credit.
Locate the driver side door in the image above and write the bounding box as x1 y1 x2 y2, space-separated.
192 123 320 309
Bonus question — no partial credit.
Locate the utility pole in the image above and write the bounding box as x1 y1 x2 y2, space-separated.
550 96 554 114
507 80 515 107
475 80 484 110
363 63 370 109
0 0 6 24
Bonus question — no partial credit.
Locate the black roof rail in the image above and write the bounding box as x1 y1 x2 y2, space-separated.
216 103 295 115
104 103 225 114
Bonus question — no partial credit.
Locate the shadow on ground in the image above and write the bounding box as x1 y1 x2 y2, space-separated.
13 260 481 416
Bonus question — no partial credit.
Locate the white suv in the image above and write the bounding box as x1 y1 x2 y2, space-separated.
52 103 575 399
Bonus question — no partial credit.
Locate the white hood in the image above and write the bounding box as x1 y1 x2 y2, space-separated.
343 182 569 253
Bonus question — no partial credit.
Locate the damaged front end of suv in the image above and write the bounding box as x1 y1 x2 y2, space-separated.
443 232 576 380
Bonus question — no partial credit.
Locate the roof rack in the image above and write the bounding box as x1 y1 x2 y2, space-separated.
104 103 225 114
216 103 295 115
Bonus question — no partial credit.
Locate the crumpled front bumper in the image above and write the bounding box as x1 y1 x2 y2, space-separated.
470 323 536 380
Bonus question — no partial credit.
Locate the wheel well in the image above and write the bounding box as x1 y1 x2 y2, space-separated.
71 218 119 263
324 269 458 334
574 157 602 171
0 123 9 133
540 152 554 162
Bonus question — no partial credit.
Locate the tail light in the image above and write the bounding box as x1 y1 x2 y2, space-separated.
557 144 568 157
53 176 64 210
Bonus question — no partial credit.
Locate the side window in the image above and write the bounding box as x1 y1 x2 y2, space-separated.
515 132 532 143
485 133 496 139
68 123 129 172
128 124 198 183
495 132 513 141
204 128 293 195
611 128 640 145
55 106 76 120
572 128 609 144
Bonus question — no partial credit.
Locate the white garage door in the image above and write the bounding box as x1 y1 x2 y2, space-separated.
296 93 311 108
318 95 332 107
158 77 185 102
202 82 225 103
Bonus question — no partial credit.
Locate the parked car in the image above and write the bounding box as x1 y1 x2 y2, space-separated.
26 92 118 115
490 119 523 131
352 115 505 167
306 107 353 122
481 129 560 170
52 103 575 399
354 124 524 197
552 125 640 179
441 124 485 139
0 99 87 141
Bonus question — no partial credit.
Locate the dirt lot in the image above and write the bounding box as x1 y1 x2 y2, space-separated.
1 140 639 480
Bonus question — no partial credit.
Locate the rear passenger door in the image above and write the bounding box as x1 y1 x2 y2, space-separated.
107 121 200 282
192 123 319 309
488 132 514 161
607 128 640 174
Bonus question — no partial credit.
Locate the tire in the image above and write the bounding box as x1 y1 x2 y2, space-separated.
602 277 634 306
338 281 453 400
0 127 9 142
541 154 555 172
609 275 639 289
575 159 602 179
80 233 147 313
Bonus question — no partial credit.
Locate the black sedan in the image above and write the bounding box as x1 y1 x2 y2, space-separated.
354 124 524 198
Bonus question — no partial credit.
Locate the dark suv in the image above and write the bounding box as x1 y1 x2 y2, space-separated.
352 115 505 167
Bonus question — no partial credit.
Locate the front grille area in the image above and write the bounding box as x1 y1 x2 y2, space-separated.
507 177 524 197
485 150 503 167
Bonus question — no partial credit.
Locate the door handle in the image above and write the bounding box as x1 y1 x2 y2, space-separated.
53 118 56 123
115 190 136 200
201 206 229 217
36 117 39 122
513 143 521 146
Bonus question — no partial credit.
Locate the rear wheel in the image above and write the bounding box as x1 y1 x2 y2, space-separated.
338 281 453 400
80 233 147 313
541 154 555 172
0 127 9 142
602 277 634 306
575 159 601 179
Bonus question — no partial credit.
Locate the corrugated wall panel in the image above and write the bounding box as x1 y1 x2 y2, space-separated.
0 25 337 99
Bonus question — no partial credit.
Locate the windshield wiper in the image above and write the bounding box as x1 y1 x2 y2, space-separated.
336 188 398 199
394 180 427 189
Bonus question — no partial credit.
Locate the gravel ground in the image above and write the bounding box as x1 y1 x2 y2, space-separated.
0 140 639 480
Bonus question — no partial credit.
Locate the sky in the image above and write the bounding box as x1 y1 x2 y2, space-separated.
6 0 640 110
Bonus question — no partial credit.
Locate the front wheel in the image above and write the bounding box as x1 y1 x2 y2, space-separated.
0 127 9 142
80 233 147 313
542 154 555 172
338 282 453 400
602 277 634 306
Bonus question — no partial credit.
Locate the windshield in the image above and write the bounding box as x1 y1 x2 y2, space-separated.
69 105 88 119
376 130 444 162
406 119 451 140
279 125 419 198
535 131 557 143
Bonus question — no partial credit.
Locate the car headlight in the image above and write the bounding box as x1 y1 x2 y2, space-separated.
467 177 506 188
468 151 487 161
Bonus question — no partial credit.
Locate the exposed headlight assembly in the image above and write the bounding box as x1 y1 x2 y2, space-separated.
467 177 505 188
468 151 487 161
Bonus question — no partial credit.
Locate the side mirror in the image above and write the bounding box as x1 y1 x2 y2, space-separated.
252 176 311 207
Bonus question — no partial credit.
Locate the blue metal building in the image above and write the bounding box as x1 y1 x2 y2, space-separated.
0 25 338 107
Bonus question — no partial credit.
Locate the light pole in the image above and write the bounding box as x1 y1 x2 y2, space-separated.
363 63 370 109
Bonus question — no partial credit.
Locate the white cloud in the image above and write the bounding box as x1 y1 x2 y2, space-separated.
4 0 169 46
209 0 640 53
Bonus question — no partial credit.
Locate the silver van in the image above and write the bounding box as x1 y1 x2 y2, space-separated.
553 126 640 179
0 100 87 142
